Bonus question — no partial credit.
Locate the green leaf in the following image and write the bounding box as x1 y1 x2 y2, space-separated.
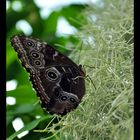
14 104 36 114
7 116 52 140
7 86 36 104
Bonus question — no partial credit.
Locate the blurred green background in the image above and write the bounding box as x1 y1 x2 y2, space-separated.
6 0 133 140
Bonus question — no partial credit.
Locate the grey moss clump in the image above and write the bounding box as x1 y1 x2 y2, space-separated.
42 0 133 139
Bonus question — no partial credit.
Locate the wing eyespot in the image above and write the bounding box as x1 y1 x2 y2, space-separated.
61 96 67 101
45 67 60 82
31 51 40 59
47 71 57 79
69 97 76 103
34 60 42 66
25 40 35 47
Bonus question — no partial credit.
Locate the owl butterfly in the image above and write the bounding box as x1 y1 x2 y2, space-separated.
10 35 85 115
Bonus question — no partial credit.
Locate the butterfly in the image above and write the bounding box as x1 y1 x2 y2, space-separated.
10 35 85 115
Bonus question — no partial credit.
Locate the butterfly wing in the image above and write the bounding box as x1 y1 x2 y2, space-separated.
11 35 85 115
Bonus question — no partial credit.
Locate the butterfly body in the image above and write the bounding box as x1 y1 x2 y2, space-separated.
11 35 85 115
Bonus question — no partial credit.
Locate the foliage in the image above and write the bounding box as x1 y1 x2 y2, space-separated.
6 0 133 140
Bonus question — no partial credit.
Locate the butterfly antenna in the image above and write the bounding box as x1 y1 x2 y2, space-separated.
72 74 96 90
77 65 96 89
86 75 96 90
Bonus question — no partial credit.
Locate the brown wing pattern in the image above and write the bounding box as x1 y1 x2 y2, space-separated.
11 35 85 115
